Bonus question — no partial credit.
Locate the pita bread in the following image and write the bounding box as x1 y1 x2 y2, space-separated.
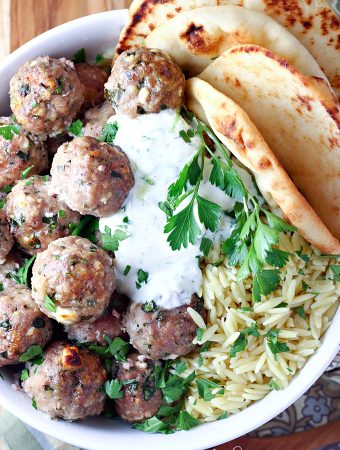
116 0 340 98
144 6 327 82
197 45 340 246
186 77 340 254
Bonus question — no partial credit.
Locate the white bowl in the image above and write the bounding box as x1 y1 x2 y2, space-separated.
0 10 339 450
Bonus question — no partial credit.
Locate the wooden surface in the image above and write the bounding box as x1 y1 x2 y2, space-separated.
1 1 339 449
0 0 132 58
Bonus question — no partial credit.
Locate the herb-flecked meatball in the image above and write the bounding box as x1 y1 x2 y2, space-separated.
124 295 206 360
50 136 134 217
83 102 113 139
105 47 185 117
5 176 80 255
10 57 84 136
0 117 48 189
31 236 116 324
0 209 13 263
22 341 106 420
114 352 163 422
0 284 52 367
65 311 123 345
75 63 109 112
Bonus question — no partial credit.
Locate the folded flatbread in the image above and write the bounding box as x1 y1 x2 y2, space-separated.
117 0 340 98
186 77 340 254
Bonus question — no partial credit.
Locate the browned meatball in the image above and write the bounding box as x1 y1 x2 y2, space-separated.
5 176 80 255
105 47 185 117
0 117 48 189
83 101 114 139
124 295 206 360
22 341 106 420
114 353 163 422
0 209 13 263
0 284 52 367
31 236 115 324
10 57 84 136
75 63 109 112
50 136 134 217
65 311 123 345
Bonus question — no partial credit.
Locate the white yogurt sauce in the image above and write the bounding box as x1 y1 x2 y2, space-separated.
100 109 235 309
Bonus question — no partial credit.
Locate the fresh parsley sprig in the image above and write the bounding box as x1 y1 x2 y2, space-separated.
162 113 296 301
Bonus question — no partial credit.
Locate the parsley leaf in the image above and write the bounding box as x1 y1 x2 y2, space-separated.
200 237 212 257
67 119 84 137
99 122 118 144
269 379 281 391
21 165 34 179
266 329 290 360
177 411 201 430
19 345 43 362
196 195 222 232
266 248 290 268
252 269 281 302
104 379 124 399
196 379 224 401
44 294 56 313
9 256 36 286
104 335 130 362
136 269 149 289
72 47 86 63
0 124 20 140
20 368 30 382
230 324 260 358
293 306 306 320
101 224 129 252
330 265 340 281
133 416 168 433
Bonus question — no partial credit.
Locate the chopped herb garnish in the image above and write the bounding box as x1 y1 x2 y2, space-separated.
142 300 156 312
53 77 63 95
0 124 20 140
269 379 281 391
32 398 37 409
2 185 12 193
238 306 253 312
103 335 130 362
67 119 84 137
293 306 306 320
196 327 204 341
99 122 118 144
20 368 30 382
296 250 310 262
104 379 124 399
330 265 340 281
72 47 86 63
9 256 36 285
174 361 187 375
196 379 224 401
217 411 228 420
302 280 309 292
123 264 131 276
266 329 290 360
21 165 34 179
230 324 260 358
133 416 168 433
58 209 65 218
177 411 201 430
101 224 129 252
143 176 155 185
0 283 3 292
136 269 149 289
19 345 43 362
275 302 288 308
200 237 212 257
70 215 99 243
44 294 57 313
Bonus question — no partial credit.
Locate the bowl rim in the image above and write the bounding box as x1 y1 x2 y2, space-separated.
0 8 339 450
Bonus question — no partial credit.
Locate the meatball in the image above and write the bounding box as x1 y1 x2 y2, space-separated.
83 101 113 139
0 284 52 367
10 56 84 136
31 236 115 324
22 341 106 420
5 176 80 254
114 353 163 422
0 209 13 263
105 47 185 117
65 311 123 345
50 136 134 217
124 295 207 360
0 117 48 189
75 63 109 112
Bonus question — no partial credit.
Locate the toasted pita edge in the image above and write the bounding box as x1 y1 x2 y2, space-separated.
185 77 340 255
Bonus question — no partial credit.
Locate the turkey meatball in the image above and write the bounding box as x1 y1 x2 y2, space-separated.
65 311 123 346
22 341 106 420
10 56 84 136
50 136 134 217
0 209 13 263
114 352 163 422
0 284 52 367
0 117 48 189
124 295 206 360
31 236 115 324
83 101 113 139
5 176 80 254
105 47 185 117
75 63 109 112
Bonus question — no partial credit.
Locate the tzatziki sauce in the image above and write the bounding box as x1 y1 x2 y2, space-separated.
100 109 235 309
